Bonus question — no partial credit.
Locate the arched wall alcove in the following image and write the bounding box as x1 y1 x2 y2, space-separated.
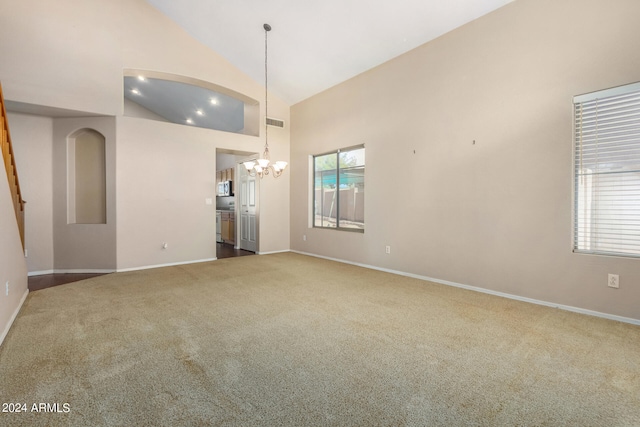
67 128 107 224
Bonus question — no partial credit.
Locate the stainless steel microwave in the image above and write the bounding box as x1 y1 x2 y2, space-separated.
218 180 233 196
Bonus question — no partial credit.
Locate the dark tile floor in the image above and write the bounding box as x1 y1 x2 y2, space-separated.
28 273 109 292
216 242 255 259
28 244 254 291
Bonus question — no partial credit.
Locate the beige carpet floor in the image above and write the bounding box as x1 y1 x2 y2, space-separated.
0 252 639 426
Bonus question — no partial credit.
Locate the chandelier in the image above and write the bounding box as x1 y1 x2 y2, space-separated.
243 23 288 179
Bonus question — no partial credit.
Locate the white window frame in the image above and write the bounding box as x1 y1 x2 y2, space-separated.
573 82 640 258
312 145 365 232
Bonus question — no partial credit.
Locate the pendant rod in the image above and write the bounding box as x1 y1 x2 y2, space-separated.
264 23 270 153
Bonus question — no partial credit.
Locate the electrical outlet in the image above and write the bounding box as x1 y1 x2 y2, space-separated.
5 281 9 296
385 245 391 254
303 235 307 241
608 274 619 289
24 249 28 257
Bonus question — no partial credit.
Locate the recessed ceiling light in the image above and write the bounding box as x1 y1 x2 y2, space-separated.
137 75 146 81
130 88 140 95
210 98 218 105
196 109 204 116
186 118 193 124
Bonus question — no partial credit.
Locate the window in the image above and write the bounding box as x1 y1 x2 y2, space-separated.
573 82 640 257
313 145 365 231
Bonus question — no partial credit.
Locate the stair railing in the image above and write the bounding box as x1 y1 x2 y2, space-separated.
0 83 26 249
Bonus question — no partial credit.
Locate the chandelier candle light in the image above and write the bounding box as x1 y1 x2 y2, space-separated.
243 23 288 178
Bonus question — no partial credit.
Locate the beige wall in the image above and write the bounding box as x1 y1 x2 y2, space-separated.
0 0 290 273
53 117 117 271
117 117 216 269
116 114 290 269
0 1 121 115
290 0 640 321
0 148 28 345
7 112 54 273
116 117 219 269
0 0 281 116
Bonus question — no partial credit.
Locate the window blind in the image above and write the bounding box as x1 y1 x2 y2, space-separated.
574 82 640 257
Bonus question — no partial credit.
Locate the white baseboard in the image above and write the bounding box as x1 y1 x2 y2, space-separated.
54 269 116 274
291 250 640 326
28 269 54 277
116 258 216 273
0 288 29 348
29 269 115 276
257 249 290 255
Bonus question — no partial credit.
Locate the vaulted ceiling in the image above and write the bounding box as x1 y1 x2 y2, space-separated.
146 0 515 105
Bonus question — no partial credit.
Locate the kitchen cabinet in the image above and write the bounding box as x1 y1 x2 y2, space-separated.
216 211 222 243
220 211 235 244
216 168 235 184
221 216 229 241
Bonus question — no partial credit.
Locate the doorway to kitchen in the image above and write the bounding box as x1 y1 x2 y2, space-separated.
216 150 258 259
